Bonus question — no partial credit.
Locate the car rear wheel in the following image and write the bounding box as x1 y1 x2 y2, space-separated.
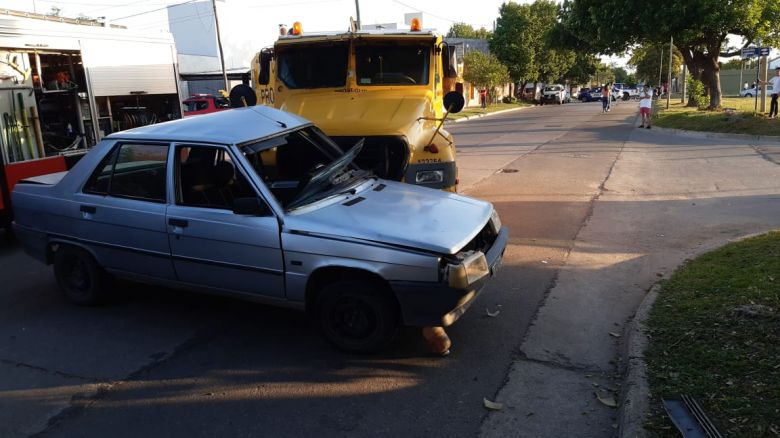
53 245 108 306
316 280 399 353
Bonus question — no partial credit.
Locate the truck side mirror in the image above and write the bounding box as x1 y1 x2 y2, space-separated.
258 50 273 85
442 43 458 79
443 91 465 114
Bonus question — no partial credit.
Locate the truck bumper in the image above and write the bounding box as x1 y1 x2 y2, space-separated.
391 226 508 327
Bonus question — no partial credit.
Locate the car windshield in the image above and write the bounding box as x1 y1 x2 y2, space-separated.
355 43 430 86
544 86 561 91
276 42 348 89
241 127 370 209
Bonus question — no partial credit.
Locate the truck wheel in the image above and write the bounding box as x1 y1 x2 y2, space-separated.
53 245 108 306
315 280 399 353
623 92 630 101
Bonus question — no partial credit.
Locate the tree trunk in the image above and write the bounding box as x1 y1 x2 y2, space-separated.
702 50 722 109
679 47 701 107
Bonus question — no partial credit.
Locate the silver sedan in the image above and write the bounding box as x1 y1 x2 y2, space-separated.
12 106 508 352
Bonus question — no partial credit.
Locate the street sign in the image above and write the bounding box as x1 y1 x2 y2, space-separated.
742 48 758 58
742 47 771 58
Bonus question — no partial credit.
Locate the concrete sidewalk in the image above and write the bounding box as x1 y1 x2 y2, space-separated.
478 106 780 437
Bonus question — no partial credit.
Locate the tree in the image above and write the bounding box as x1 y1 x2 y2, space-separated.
490 0 575 87
446 22 492 39
463 51 510 104
612 66 635 84
720 58 756 70
558 0 780 109
628 44 682 85
564 53 600 85
590 63 614 86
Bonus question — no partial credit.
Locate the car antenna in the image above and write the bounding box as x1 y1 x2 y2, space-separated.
276 121 287 128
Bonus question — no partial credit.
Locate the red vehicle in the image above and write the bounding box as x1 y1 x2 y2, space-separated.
182 94 231 117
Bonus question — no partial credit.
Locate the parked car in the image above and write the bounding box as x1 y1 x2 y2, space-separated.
612 83 638 101
182 94 231 117
741 85 773 97
541 84 567 104
12 106 508 353
577 87 592 101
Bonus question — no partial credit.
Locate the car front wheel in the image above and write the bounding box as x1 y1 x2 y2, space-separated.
53 245 108 306
316 280 399 353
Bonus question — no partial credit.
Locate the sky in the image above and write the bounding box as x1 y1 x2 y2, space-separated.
5 0 647 70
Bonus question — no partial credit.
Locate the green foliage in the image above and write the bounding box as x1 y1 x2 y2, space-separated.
564 53 600 85
446 22 492 40
463 51 510 102
687 77 709 109
720 58 756 70
502 95 518 104
490 0 575 84
612 67 635 84
559 0 780 108
629 44 683 85
590 63 614 86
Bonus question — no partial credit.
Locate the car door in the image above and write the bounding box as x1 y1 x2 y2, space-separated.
165 143 285 298
74 142 176 280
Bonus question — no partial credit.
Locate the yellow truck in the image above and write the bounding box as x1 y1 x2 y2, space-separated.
251 20 464 191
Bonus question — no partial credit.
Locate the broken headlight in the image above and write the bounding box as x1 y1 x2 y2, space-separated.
446 251 489 289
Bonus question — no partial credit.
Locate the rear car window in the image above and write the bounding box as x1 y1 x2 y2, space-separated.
83 143 168 202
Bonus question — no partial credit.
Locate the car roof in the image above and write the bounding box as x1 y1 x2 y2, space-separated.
107 106 311 145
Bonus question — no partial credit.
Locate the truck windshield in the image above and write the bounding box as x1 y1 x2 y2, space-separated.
355 43 430 86
277 43 348 89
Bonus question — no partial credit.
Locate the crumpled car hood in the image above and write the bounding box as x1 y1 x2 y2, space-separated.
284 180 493 255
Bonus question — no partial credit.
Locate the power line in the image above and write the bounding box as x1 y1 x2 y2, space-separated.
110 0 198 21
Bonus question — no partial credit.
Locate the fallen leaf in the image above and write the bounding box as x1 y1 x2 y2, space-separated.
609 332 621 338
483 398 503 410
486 308 500 317
596 392 618 408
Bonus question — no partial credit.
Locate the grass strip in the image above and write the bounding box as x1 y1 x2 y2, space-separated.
644 231 780 437
653 98 780 136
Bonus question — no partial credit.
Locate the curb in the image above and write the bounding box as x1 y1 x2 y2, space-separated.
651 126 780 142
617 283 661 438
447 105 530 124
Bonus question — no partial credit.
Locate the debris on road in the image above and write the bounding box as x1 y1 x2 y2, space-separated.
483 398 504 410
485 308 500 317
595 392 618 408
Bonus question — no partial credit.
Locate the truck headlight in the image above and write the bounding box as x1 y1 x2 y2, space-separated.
447 252 489 289
416 170 444 184
489 209 502 234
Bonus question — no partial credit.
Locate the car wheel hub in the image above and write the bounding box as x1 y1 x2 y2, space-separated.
331 297 376 340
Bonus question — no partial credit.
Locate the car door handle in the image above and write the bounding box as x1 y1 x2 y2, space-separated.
80 205 96 214
168 218 188 228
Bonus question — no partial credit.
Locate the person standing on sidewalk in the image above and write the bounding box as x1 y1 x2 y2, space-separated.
760 67 780 118
638 86 652 129
601 84 610 113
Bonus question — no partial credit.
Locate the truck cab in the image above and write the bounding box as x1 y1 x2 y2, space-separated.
251 21 463 191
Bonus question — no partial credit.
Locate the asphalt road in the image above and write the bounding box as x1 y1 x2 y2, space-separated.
3 99 779 438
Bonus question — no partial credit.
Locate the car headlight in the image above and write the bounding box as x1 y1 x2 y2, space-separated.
446 252 489 289
415 170 444 184
489 209 501 234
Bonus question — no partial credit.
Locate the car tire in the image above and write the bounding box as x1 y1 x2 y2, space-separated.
316 280 399 353
744 93 752 98
53 245 108 306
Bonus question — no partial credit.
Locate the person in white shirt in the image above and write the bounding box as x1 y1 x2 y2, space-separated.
761 67 780 118
638 86 653 129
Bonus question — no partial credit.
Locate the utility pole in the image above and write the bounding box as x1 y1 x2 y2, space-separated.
681 65 687 103
354 0 361 30
666 36 673 109
755 38 761 114
658 48 664 90
760 50 768 113
212 0 229 93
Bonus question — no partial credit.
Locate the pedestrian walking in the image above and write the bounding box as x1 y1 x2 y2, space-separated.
759 67 780 118
638 86 652 129
601 84 610 113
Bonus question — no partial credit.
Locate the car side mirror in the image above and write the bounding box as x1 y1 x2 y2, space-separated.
233 197 270 216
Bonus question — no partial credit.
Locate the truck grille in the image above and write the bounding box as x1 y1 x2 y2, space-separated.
329 135 409 181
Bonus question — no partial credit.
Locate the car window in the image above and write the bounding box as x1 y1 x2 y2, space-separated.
177 145 261 211
355 43 430 86
110 144 168 202
83 146 120 195
83 143 167 202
